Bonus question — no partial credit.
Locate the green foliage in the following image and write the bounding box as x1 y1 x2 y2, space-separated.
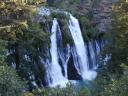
104 0 128 73
50 12 69 20
0 65 26 96
78 16 101 42
27 0 46 5
78 87 90 96
100 74 128 96
0 40 7 65
0 0 49 89
93 65 128 96
25 84 90 96
0 39 26 96
2 0 46 6
47 0 91 16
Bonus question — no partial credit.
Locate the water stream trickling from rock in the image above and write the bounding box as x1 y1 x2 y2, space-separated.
68 14 97 80
46 18 68 87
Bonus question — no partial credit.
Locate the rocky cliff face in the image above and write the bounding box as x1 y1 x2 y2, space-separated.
47 0 92 16
92 0 115 32
46 0 115 33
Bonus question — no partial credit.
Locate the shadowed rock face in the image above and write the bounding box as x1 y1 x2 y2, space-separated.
67 54 82 80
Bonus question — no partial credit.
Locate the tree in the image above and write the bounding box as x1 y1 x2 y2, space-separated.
0 0 49 88
100 66 128 96
0 65 26 96
0 39 26 96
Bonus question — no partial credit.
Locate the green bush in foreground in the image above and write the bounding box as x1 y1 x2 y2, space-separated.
23 85 90 96
0 65 26 96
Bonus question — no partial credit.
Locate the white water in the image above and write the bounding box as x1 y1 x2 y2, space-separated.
58 44 71 78
48 18 68 87
68 14 97 80
88 41 97 69
39 7 103 85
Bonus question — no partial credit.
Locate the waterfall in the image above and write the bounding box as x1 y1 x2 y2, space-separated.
68 14 97 80
47 18 68 87
38 7 105 87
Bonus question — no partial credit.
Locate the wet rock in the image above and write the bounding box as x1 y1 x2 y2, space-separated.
67 54 82 80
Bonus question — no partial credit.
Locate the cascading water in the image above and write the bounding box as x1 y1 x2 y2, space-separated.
68 14 97 80
39 8 104 87
88 41 97 69
47 18 68 87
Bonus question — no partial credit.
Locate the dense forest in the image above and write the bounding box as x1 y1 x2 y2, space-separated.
0 0 128 96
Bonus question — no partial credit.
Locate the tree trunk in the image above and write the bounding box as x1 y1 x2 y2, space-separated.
15 43 20 70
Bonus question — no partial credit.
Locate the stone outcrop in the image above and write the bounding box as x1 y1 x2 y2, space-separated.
92 0 115 32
